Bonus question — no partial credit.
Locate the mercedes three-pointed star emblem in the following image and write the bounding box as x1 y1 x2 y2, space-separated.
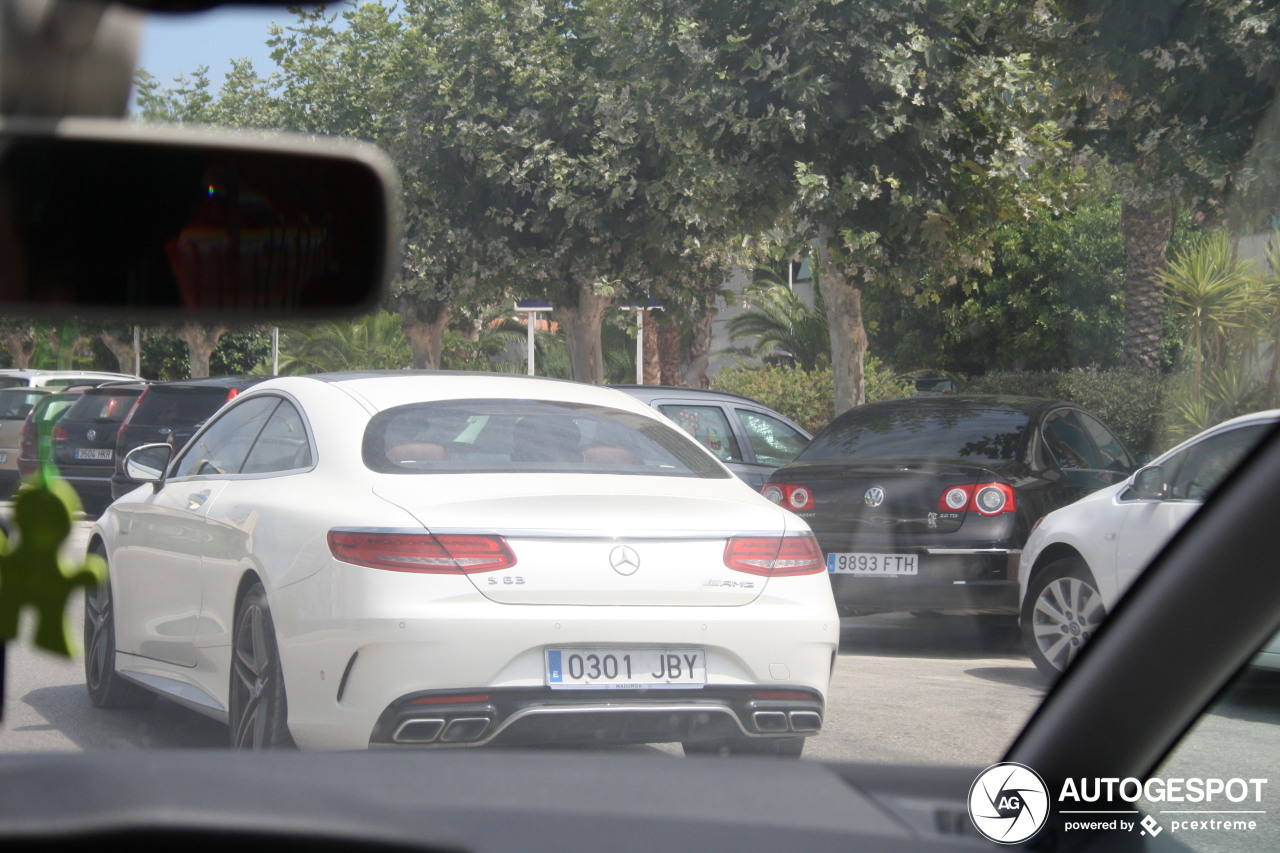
609 545 640 576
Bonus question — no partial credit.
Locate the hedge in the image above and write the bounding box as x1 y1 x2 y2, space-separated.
711 358 912 435
964 369 1173 457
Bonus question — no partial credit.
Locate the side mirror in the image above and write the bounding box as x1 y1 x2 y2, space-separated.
124 443 174 489
1127 465 1167 500
0 117 400 321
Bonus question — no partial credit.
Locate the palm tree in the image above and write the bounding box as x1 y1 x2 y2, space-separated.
277 311 411 374
1159 232 1255 387
726 278 830 371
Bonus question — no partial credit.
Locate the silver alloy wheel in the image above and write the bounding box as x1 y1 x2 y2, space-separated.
1030 574 1106 673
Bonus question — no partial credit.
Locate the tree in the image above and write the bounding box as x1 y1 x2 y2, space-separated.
1160 232 1254 387
1056 0 1280 372
277 312 410 374
727 279 830 371
625 0 1060 412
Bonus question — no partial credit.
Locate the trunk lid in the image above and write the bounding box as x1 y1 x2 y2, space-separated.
371 474 787 606
777 459 1002 536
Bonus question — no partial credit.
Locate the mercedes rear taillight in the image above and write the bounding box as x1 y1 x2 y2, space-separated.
327 530 516 574
723 535 824 576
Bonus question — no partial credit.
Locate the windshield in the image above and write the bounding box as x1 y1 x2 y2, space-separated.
1 2 1278 850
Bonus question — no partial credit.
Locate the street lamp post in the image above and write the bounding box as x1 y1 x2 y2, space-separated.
514 299 552 376
619 298 663 385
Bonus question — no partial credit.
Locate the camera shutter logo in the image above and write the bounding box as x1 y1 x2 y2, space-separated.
968 762 1050 844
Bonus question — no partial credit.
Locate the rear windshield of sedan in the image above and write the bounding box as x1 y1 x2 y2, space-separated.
129 386 232 426
61 390 140 424
363 399 731 478
801 403 1030 462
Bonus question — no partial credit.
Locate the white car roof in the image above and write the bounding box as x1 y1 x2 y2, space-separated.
248 371 662 417
1153 408 1280 465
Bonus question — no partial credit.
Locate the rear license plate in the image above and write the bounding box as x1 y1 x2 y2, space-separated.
75 449 113 460
827 553 919 575
546 648 706 689
0 452 7 463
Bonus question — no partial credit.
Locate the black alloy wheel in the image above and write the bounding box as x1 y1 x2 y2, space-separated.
229 582 295 749
83 547 156 709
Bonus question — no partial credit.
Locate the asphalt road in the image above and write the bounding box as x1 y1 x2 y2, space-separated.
1 593 1274 848
0 601 1044 763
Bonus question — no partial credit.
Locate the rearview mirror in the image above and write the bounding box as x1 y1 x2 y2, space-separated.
0 118 400 320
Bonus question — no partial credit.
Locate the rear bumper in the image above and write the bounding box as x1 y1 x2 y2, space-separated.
369 686 824 748
274 568 839 751
823 546 1020 615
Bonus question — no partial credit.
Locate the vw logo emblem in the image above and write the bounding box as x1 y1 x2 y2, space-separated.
865 486 886 508
86 429 97 441
609 545 641 576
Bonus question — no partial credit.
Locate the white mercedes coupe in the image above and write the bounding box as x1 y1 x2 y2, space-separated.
86 372 839 754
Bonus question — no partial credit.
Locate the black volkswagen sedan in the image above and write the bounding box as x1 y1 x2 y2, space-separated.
764 395 1135 617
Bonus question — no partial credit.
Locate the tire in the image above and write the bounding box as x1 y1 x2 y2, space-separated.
1022 557 1107 678
83 549 156 710
228 583 295 750
681 736 805 758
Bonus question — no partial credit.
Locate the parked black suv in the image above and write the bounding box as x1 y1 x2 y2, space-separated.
111 377 269 500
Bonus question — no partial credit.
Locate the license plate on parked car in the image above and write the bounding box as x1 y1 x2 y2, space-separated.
546 648 706 689
827 553 919 575
0 453 7 464
74 449 113 460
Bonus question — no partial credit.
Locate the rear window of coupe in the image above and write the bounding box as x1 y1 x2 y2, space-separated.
363 399 731 479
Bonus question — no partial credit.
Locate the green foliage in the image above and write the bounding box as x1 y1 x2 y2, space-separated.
726 278 830 371
965 369 1173 456
277 312 411 374
1148 230 1280 444
211 330 273 376
711 359 912 435
1056 0 1280 231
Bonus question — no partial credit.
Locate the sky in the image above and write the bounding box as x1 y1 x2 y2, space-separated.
136 7 287 94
